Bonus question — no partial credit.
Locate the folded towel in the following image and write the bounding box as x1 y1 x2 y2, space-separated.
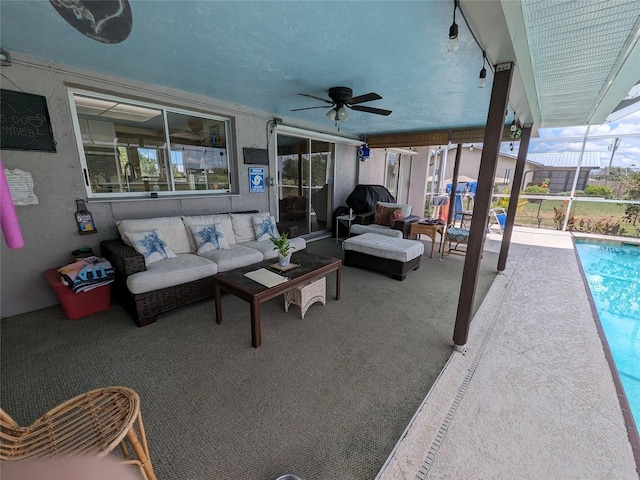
58 256 115 293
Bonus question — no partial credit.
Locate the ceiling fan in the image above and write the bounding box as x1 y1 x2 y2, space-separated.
291 86 392 122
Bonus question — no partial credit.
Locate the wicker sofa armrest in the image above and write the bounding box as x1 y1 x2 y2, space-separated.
393 215 420 238
100 239 146 278
277 223 300 238
355 212 375 225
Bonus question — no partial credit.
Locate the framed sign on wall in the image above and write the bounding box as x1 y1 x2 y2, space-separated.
1 89 57 152
243 147 269 165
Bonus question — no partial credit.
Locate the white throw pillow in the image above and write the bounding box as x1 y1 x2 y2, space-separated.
253 215 280 242
188 224 230 254
126 230 177 265
117 216 192 254
230 213 269 243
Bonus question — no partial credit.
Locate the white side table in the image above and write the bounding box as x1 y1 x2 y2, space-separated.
284 276 326 319
335 214 356 244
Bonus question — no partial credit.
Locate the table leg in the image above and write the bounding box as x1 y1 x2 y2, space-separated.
214 281 222 324
428 231 435 258
250 298 261 348
336 264 341 300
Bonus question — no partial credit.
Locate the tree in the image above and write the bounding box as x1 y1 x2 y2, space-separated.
622 172 640 227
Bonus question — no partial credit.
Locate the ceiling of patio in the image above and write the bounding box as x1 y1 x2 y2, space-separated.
0 0 638 138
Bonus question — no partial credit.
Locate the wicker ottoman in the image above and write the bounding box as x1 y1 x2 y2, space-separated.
284 276 326 319
342 233 424 281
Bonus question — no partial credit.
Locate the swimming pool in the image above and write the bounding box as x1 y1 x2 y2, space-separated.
574 239 639 428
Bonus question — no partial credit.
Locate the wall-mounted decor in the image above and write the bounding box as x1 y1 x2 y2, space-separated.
4 168 39 206
243 147 269 165
249 167 265 194
49 0 132 44
1 90 57 152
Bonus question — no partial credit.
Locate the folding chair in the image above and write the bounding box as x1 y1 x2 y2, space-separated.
490 208 507 233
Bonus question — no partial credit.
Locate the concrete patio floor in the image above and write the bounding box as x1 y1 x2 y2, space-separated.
377 226 640 479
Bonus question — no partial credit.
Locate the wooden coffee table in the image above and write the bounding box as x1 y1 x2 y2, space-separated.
409 221 446 259
213 251 341 348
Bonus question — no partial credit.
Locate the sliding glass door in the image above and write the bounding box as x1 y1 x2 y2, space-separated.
276 134 334 236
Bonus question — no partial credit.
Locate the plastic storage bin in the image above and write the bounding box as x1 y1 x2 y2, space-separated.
44 268 111 320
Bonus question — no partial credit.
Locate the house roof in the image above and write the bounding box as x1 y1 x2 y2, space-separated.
0 1 638 138
526 152 601 168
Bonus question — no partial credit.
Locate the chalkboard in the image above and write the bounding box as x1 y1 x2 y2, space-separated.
243 147 269 165
1 89 56 152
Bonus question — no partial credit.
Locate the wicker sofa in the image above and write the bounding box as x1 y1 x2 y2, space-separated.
101 211 305 327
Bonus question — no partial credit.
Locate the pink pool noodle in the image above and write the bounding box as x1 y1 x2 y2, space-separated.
0 158 25 249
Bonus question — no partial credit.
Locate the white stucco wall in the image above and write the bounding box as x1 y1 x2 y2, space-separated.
0 55 360 317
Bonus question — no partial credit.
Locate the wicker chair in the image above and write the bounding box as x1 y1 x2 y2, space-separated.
0 386 156 480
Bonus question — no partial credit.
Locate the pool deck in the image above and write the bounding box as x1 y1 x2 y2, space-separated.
377 226 640 480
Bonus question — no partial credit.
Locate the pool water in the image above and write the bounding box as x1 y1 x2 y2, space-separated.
574 240 639 427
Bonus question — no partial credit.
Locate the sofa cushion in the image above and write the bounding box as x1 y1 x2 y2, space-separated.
350 223 403 238
117 216 191 254
377 201 412 217
230 213 269 243
253 215 279 242
188 224 230 254
126 254 217 295
182 214 236 251
126 230 177 266
241 236 306 260
198 244 263 272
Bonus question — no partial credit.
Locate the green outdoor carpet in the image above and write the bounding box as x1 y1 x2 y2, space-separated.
0 238 497 480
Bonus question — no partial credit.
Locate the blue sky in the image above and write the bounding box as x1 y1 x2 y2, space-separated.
507 108 640 170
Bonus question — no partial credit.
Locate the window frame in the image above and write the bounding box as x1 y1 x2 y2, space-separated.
68 88 234 199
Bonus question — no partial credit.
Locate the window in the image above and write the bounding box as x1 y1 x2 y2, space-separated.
385 152 399 197
69 91 232 197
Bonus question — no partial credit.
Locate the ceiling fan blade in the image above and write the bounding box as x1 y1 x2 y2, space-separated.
350 105 392 116
290 106 331 112
297 93 333 104
350 92 382 105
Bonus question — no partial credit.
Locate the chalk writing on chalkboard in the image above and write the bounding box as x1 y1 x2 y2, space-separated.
1 90 56 152
243 147 269 165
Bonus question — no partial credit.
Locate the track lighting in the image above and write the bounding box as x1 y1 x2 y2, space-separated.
448 0 459 53
478 51 487 88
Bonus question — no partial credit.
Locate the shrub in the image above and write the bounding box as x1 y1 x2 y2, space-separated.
525 184 549 194
583 185 612 198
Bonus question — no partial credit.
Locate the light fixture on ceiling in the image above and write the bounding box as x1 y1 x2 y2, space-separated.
448 0 459 53
478 51 487 88
0 48 11 66
326 106 349 121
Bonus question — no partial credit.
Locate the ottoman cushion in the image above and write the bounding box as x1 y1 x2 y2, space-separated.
350 223 404 238
343 233 424 262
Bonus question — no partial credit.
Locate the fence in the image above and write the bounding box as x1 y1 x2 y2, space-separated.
493 195 640 237
425 193 640 238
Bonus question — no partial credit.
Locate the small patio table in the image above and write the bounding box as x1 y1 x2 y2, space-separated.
213 251 341 348
409 221 446 259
